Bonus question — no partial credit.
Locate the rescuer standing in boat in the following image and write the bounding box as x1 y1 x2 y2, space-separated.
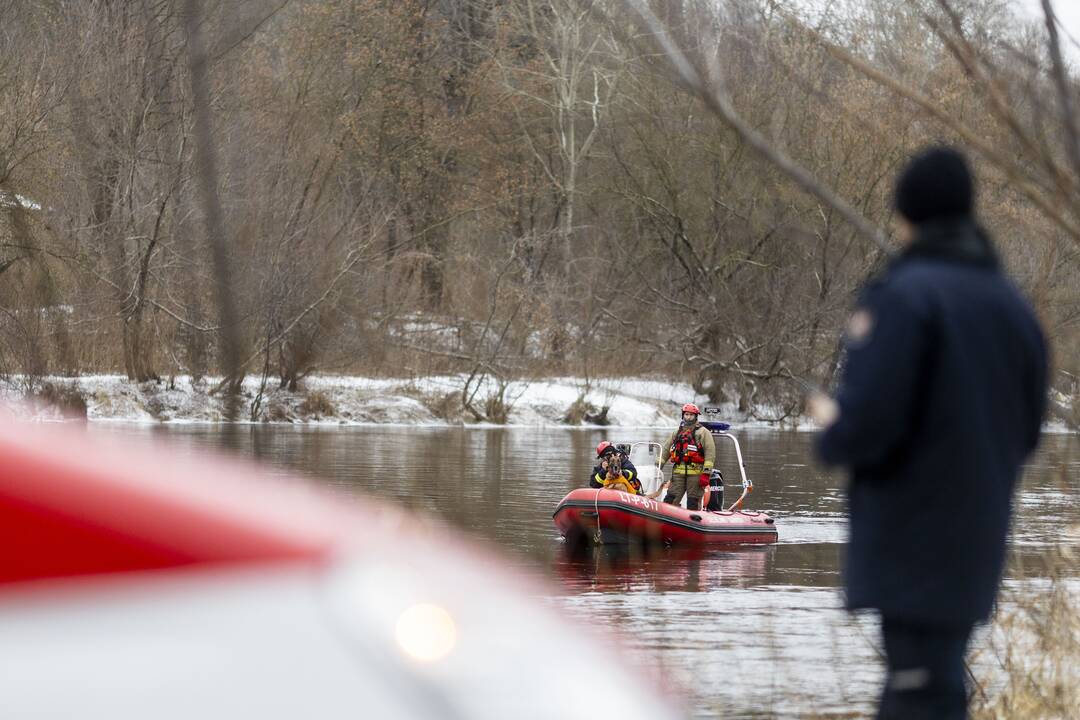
659 403 716 511
809 146 1048 720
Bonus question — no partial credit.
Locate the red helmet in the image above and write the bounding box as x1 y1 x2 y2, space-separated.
681 403 701 415
595 441 613 458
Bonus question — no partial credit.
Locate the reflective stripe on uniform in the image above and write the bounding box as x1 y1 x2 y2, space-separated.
671 462 714 475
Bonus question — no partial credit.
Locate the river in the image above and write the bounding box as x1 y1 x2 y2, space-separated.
89 424 1079 719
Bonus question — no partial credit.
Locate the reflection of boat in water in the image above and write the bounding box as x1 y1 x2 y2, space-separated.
554 418 778 546
555 543 773 593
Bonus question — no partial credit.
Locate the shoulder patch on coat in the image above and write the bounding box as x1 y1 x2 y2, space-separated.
846 308 874 346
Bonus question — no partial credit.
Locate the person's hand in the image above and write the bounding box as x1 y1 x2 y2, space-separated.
698 472 710 488
807 391 839 428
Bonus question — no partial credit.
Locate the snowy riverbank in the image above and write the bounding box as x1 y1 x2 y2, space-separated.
4 374 786 428
6 373 1074 433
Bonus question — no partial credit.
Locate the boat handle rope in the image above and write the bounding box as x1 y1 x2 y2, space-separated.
592 489 603 544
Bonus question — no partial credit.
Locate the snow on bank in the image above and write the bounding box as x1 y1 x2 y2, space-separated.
5 374 771 428
6 374 1073 432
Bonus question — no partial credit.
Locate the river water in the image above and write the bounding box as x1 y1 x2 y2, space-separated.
91 424 1078 719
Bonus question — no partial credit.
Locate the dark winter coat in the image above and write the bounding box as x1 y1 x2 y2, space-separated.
816 218 1047 626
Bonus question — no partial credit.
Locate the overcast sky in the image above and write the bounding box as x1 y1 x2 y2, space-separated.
1017 0 1080 56
789 1 1080 65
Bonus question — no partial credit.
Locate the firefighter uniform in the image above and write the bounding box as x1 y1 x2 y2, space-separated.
589 457 641 494
660 423 715 510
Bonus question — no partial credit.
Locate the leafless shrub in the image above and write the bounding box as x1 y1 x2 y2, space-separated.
298 390 335 418
478 376 519 424
561 390 610 424
426 390 468 423
263 398 295 423
35 381 87 420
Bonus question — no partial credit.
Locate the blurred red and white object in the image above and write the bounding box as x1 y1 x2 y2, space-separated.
0 419 678 719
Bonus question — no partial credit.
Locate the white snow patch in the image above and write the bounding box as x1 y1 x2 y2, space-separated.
4 374 1075 433
2 374 711 427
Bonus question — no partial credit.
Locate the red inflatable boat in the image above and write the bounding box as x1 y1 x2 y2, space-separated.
554 414 778 546
553 488 777 545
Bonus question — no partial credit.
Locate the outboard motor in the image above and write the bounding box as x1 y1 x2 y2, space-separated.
705 468 724 510
700 418 729 511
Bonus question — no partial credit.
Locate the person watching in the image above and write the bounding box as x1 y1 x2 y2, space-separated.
810 146 1047 719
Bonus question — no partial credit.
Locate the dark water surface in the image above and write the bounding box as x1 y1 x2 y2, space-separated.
91 424 1078 719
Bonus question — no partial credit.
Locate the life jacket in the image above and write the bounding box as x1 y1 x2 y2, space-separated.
670 426 706 465
600 475 640 494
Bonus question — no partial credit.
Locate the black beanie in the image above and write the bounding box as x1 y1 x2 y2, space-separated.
894 146 974 223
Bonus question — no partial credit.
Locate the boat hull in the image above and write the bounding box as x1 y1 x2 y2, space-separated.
553 488 777 546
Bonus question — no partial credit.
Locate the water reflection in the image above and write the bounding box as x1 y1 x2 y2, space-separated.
86 423 1078 718
555 544 773 594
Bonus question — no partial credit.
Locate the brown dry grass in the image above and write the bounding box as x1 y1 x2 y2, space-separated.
970 538 1080 720
797 536 1079 720
298 390 335 418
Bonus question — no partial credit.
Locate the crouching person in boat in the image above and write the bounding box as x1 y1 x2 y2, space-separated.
590 441 670 499
590 441 642 494
659 403 716 510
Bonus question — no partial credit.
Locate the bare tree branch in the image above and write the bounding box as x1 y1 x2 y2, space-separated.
615 0 891 254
